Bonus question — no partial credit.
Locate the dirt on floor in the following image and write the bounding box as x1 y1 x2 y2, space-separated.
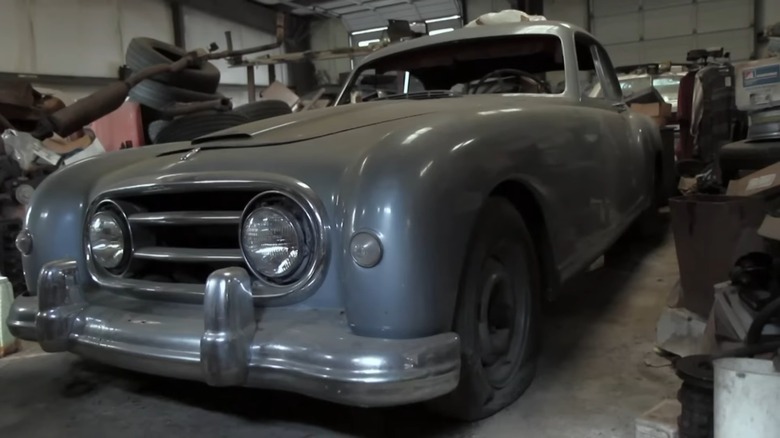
0 230 681 438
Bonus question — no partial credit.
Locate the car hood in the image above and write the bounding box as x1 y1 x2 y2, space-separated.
190 100 442 146
185 96 569 150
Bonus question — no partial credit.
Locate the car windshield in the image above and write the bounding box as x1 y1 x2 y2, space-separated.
338 34 572 104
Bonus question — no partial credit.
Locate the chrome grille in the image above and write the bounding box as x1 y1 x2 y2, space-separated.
86 182 330 304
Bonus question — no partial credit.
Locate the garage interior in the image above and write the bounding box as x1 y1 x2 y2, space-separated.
1 0 780 437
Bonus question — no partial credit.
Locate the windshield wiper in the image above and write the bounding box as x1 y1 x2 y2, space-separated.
373 90 463 101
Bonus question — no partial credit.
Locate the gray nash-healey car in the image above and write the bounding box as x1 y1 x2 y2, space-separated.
7 21 670 420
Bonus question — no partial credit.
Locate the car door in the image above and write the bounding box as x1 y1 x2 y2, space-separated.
576 36 645 233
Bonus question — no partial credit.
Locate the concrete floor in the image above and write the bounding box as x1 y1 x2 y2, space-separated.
0 231 681 438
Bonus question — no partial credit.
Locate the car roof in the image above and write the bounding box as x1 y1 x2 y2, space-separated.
358 20 590 67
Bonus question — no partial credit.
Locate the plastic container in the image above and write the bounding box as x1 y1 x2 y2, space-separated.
714 358 780 438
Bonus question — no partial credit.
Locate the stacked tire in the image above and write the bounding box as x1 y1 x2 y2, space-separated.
125 38 292 144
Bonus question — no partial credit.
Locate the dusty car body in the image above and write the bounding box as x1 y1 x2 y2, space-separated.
7 22 668 419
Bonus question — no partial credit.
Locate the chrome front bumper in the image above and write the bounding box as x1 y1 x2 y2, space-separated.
6 260 461 407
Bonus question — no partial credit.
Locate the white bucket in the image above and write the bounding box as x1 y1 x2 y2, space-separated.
714 357 780 438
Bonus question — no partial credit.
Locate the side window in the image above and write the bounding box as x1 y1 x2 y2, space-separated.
575 36 621 101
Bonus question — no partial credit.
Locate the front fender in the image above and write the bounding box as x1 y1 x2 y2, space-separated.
335 113 557 338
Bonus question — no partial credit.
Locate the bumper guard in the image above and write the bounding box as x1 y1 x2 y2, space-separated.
6 260 461 407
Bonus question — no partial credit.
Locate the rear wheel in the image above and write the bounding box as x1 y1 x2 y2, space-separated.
427 197 540 421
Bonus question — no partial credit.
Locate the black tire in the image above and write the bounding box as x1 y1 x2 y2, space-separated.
233 100 291 121
154 112 250 144
427 197 540 421
148 119 170 144
128 79 225 112
126 37 221 93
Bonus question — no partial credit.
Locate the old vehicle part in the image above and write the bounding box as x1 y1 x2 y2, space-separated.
126 37 221 93
675 354 714 438
128 79 226 113
730 252 774 291
427 198 539 420
747 109 780 142
153 112 249 143
24 13 283 141
719 138 780 182
233 100 292 121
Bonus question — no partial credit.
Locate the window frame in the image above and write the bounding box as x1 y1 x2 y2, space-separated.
575 33 623 102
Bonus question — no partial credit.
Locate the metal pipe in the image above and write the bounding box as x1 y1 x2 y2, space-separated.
209 13 286 64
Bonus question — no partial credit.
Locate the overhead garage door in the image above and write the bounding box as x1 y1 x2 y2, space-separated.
591 0 755 67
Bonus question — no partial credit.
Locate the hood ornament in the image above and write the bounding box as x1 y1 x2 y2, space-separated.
180 147 201 161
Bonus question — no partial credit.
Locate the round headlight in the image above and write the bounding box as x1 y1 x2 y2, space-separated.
241 206 303 279
88 211 127 270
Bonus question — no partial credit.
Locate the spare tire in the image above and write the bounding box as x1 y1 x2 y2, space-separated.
126 37 221 93
129 79 225 112
154 112 250 144
233 100 292 121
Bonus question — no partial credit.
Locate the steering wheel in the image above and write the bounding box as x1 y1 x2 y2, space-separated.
360 89 399 102
469 69 552 94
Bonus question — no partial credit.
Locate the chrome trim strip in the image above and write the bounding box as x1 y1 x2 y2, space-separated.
134 247 244 263
91 275 204 303
128 211 241 226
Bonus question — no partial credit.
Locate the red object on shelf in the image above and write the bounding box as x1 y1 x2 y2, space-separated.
90 100 144 151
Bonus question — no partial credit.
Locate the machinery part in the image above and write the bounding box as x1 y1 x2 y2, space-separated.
153 112 250 144
730 252 774 290
714 358 780 438
233 100 291 122
675 354 714 438
426 197 539 421
128 80 225 112
746 294 780 345
126 37 221 93
747 109 780 142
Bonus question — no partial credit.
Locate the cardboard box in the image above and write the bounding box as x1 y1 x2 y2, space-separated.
630 102 672 126
725 161 780 197
260 82 299 108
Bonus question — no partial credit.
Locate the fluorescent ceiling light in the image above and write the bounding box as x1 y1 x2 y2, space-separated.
429 28 455 35
352 26 387 35
358 39 381 47
425 15 460 24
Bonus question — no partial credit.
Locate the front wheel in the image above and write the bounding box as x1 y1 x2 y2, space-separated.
426 197 540 421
